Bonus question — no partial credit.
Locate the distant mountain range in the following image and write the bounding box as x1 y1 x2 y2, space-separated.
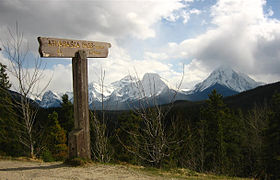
38 66 263 110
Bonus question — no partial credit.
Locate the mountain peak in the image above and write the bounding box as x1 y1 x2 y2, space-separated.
39 90 61 108
141 73 168 97
120 75 138 83
193 66 262 93
212 65 235 75
42 90 60 98
142 73 160 79
111 75 137 88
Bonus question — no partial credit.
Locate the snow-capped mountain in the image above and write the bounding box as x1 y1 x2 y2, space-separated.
38 67 263 110
106 73 169 103
182 66 263 101
88 82 114 103
109 75 139 102
39 90 62 108
39 73 171 110
95 73 171 109
192 66 262 93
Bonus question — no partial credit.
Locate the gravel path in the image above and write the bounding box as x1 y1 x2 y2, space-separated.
0 160 170 180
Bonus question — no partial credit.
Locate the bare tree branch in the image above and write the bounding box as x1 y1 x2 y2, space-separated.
118 69 185 167
1 23 51 158
90 68 112 163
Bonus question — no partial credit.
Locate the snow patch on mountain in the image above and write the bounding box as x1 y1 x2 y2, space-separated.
109 75 139 102
88 82 114 103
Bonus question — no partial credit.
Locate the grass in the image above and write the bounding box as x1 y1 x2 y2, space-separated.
129 166 252 180
0 155 43 162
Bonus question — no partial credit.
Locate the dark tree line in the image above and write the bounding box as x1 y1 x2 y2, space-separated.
1 61 279 179
112 89 280 179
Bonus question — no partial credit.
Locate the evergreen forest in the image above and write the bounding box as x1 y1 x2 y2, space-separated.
1 62 280 179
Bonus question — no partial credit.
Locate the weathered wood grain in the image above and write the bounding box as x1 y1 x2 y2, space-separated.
38 37 111 58
68 50 91 159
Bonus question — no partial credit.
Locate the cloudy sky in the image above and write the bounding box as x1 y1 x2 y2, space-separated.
0 0 280 93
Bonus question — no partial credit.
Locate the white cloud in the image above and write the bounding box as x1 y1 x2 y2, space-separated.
0 0 195 92
45 64 72 93
2 0 279 93
154 0 280 84
0 0 187 52
31 43 184 93
87 53 180 86
182 59 210 88
182 11 191 24
190 9 201 15
144 52 169 60
181 8 201 24
265 6 274 17
0 22 187 93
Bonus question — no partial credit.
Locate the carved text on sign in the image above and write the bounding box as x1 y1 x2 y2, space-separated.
38 37 111 58
47 39 106 50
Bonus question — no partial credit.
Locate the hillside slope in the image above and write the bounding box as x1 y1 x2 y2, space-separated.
173 81 280 110
224 81 280 109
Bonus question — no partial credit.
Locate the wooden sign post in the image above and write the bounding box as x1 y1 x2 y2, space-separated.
38 37 111 160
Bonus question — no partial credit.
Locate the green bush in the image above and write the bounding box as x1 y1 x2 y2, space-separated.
41 149 54 162
46 111 68 161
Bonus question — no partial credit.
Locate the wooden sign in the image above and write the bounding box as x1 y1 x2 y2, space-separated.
37 36 111 160
38 37 111 58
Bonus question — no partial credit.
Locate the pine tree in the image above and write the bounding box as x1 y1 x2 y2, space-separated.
46 111 68 161
0 63 12 111
115 112 142 164
197 118 207 172
0 62 11 125
59 94 74 135
0 63 20 156
223 109 246 176
264 92 280 179
0 62 11 90
201 89 228 173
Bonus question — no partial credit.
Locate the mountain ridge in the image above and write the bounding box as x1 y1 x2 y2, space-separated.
39 66 263 109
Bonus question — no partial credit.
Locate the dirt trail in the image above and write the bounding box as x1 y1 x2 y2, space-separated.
0 160 172 180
